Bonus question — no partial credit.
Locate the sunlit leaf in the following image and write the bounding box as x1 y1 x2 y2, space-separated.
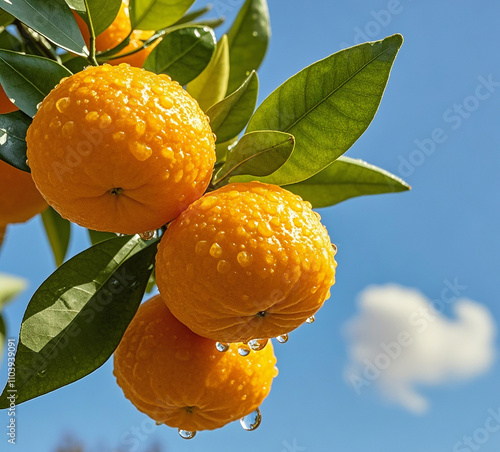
0 273 27 310
284 156 411 207
187 34 229 111
207 71 258 144
226 0 270 94
245 34 404 185
129 0 196 30
0 235 158 408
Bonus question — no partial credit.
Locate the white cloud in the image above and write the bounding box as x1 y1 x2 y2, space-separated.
344 284 496 414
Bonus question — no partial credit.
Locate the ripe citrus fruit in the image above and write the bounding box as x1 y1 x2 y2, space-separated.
75 0 159 68
0 86 18 114
155 181 337 343
26 63 215 234
114 294 277 433
0 159 47 227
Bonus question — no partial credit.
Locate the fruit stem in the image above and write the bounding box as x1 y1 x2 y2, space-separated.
83 0 99 66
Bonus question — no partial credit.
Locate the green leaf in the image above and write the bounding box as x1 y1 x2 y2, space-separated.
246 34 404 186
143 26 216 85
0 235 158 408
88 229 117 246
0 111 31 172
81 0 122 36
171 4 212 26
190 17 225 30
284 156 411 208
0 51 72 118
214 130 294 185
129 0 196 30
226 0 270 95
0 314 5 362
187 34 229 111
0 273 27 310
0 30 22 52
207 71 258 144
41 208 71 267
0 10 14 27
215 137 237 163
0 0 88 56
62 55 89 73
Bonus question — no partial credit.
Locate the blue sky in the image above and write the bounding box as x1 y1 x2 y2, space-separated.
1 0 500 451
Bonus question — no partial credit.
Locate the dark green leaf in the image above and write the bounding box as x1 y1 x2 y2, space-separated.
42 207 71 267
143 26 215 85
187 34 229 111
88 229 117 246
0 50 72 117
226 0 270 94
284 156 411 208
129 0 196 30
207 71 258 144
214 130 294 185
83 0 122 36
0 30 22 52
0 0 88 56
246 34 404 185
171 4 212 26
62 55 89 73
0 274 27 310
0 235 158 408
0 111 31 172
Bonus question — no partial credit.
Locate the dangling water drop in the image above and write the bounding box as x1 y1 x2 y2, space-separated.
155 421 162 426
215 342 229 352
248 338 268 351
306 315 315 324
178 429 196 439
240 407 262 431
238 344 250 356
276 334 289 344
139 230 156 240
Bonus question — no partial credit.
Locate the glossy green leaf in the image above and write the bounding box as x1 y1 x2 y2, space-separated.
0 274 27 310
144 26 216 85
42 207 71 267
246 34 404 185
187 34 229 111
129 0 196 30
207 71 258 144
0 0 87 56
226 0 270 94
215 137 237 164
0 10 14 27
214 131 294 185
0 235 158 408
0 111 31 172
0 51 72 118
284 156 411 208
62 55 89 73
76 0 122 36
0 30 22 52
88 229 117 246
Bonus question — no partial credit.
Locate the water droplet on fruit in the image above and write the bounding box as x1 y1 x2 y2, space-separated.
178 429 196 439
331 243 338 255
238 344 250 356
240 407 261 431
248 338 268 351
36 102 42 110
276 334 289 344
139 230 156 240
306 315 315 324
215 342 229 352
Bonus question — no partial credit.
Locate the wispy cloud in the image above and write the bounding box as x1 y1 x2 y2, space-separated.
344 284 496 413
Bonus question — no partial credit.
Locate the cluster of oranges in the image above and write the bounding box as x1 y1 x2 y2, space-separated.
4 0 337 438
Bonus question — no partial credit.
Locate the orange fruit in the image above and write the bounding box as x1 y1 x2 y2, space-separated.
0 159 47 227
26 64 215 234
0 85 18 114
114 294 277 433
155 182 337 343
75 0 159 68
